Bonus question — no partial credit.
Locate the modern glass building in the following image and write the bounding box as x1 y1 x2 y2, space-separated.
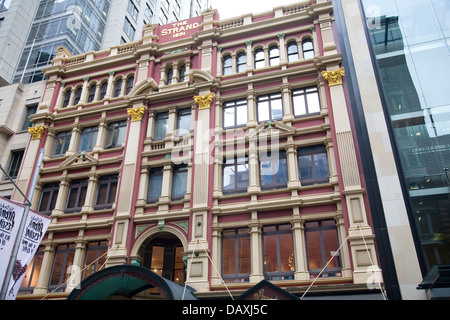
10 0 210 84
334 0 449 299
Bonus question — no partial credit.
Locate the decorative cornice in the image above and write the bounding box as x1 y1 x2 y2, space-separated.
28 125 45 140
321 67 345 87
127 106 146 122
194 92 215 110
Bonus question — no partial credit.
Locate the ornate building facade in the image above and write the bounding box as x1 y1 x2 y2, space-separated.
15 0 386 300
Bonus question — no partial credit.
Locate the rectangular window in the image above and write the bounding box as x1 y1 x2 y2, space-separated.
222 228 251 283
94 175 118 210
105 121 127 149
176 108 191 137
292 87 321 117
82 241 108 280
52 131 72 157
305 220 341 278
154 112 168 140
263 225 294 280
78 126 99 153
19 246 45 294
298 145 329 185
38 182 59 216
124 17 136 39
127 0 139 20
48 244 75 292
7 150 24 179
172 164 187 200
222 156 249 194
259 150 288 190
65 179 88 213
147 167 163 203
257 93 283 122
223 99 247 129
21 104 38 131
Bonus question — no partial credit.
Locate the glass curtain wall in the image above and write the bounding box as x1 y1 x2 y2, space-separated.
362 0 450 272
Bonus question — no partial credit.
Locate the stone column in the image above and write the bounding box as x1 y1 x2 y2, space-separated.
107 105 146 266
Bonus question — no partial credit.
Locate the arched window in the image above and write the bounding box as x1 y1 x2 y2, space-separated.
237 52 246 73
114 78 123 97
254 48 265 69
302 39 314 59
99 82 108 100
87 84 96 103
269 45 280 66
179 65 186 82
287 41 299 62
73 87 82 105
167 68 173 85
126 75 134 95
222 55 232 75
62 89 71 108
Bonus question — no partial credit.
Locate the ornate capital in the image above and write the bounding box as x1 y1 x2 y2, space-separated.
28 125 45 140
321 68 345 87
194 92 215 110
127 106 146 122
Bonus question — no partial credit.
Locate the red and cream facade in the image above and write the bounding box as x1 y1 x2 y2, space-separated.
15 0 383 299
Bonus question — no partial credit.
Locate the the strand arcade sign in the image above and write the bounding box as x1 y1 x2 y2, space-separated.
157 16 203 43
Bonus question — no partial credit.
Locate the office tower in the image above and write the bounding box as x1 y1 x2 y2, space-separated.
0 0 209 85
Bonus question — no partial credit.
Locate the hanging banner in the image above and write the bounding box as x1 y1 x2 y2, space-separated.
0 196 51 300
0 198 25 287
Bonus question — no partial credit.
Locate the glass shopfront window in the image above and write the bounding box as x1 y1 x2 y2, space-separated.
362 0 450 271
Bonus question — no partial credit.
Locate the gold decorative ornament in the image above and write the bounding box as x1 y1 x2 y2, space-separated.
127 105 146 122
193 92 215 110
321 67 345 86
28 125 45 140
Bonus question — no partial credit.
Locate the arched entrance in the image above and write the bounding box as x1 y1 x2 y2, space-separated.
141 232 186 285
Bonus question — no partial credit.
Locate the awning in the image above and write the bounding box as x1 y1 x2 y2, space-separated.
67 265 196 300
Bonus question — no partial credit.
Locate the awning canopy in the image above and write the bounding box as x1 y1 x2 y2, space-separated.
67 265 196 300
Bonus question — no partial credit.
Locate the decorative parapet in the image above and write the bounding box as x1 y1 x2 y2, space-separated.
321 68 345 86
127 106 146 122
194 93 215 110
28 125 45 140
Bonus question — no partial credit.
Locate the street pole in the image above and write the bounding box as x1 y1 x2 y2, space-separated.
0 148 45 300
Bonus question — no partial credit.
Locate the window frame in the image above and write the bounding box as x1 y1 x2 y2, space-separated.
222 54 232 75
65 179 88 213
223 99 247 129
94 174 118 210
7 150 24 179
147 167 163 203
262 224 295 281
254 48 265 69
78 126 99 153
52 130 72 158
305 220 342 278
236 52 247 73
171 164 188 201
287 41 299 62
259 150 288 190
292 86 321 117
269 45 280 66
38 182 59 216
105 120 127 149
176 108 191 137
222 156 249 194
154 112 169 141
257 93 283 123
81 241 108 281
221 228 251 283
48 244 75 292
298 145 330 185
302 38 315 59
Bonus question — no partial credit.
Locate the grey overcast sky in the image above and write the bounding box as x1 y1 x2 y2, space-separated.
210 0 302 20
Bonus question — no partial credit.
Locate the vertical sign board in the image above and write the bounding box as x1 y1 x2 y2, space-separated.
0 196 50 300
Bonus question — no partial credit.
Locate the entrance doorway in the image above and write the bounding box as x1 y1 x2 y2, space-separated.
141 232 185 285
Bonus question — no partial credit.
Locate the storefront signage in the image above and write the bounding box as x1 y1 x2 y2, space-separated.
236 279 299 300
158 16 203 43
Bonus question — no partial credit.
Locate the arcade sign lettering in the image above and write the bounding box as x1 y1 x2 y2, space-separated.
161 20 200 39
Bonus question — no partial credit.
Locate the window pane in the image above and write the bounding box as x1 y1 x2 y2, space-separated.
258 100 270 122
306 91 320 113
236 104 247 126
223 166 236 191
271 98 283 120
148 168 163 202
263 234 278 273
177 109 191 136
275 157 288 184
236 163 249 190
172 166 187 198
151 246 164 275
314 153 329 180
293 94 306 116
306 230 322 270
224 107 235 128
154 113 168 140
299 155 313 180
323 229 339 269
238 236 251 274
222 237 236 275
279 233 294 272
